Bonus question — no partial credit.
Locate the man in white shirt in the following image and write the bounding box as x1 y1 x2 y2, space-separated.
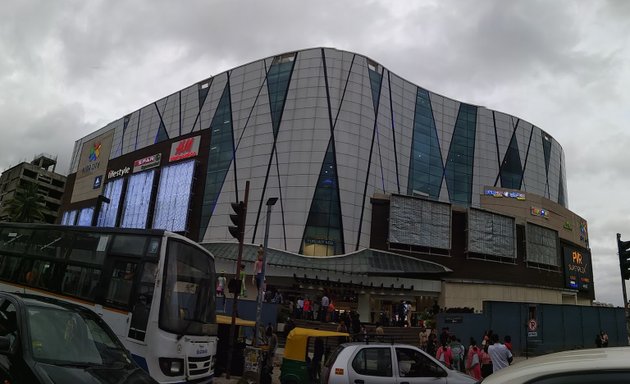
297 297 304 319
487 334 513 372
320 295 329 321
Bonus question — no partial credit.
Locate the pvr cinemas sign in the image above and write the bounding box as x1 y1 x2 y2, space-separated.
563 246 592 291
169 136 200 162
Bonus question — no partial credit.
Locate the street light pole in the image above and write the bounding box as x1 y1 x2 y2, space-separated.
254 197 277 347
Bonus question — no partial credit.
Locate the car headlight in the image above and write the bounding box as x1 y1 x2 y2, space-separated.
159 357 185 376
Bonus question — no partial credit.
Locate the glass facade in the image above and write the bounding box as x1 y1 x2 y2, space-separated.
120 170 155 229
301 140 344 256
76 207 94 226
199 83 234 240
267 54 296 137
153 160 195 232
96 178 124 227
368 66 382 113
407 88 443 199
445 104 477 206
500 133 523 189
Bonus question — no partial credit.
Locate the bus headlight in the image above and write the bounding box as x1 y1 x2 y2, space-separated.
159 358 185 376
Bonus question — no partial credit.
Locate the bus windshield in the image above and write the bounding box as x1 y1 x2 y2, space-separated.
160 239 216 336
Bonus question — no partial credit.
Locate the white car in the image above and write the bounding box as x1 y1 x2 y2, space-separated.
480 347 630 383
321 342 476 384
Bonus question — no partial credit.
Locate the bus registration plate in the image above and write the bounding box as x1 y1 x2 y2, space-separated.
189 342 210 356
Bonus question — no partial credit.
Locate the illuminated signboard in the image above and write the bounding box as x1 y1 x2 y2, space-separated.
530 207 549 219
484 189 526 200
169 136 200 162
134 153 162 173
563 246 592 291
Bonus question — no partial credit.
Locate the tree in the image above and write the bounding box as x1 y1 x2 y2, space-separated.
4 182 46 223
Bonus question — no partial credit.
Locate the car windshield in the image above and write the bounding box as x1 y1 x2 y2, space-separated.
27 305 130 366
159 239 216 336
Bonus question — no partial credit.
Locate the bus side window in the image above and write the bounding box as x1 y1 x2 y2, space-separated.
105 261 137 308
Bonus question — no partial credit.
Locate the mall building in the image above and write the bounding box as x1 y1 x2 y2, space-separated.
60 48 592 320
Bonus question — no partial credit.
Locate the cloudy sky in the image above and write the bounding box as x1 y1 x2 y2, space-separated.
1 0 629 305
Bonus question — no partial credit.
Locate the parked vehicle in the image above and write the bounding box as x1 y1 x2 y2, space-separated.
281 327 350 384
0 292 157 383
322 341 476 384
478 347 630 383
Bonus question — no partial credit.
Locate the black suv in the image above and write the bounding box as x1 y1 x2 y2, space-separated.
0 292 157 383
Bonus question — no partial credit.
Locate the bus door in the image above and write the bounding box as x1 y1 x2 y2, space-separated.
127 261 158 343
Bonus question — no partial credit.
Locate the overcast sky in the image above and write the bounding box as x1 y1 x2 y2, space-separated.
1 0 629 305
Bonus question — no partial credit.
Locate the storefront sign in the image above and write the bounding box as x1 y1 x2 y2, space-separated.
563 221 573 231
169 136 200 162
107 166 131 180
305 238 335 246
484 189 525 200
134 153 162 173
563 246 592 291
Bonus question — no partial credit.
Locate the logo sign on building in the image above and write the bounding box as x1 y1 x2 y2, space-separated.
93 175 102 189
484 189 526 200
563 246 592 291
107 166 131 180
71 131 114 203
169 136 200 162
133 153 162 173
530 206 549 219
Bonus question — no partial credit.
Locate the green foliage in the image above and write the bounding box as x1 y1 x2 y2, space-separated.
4 182 46 223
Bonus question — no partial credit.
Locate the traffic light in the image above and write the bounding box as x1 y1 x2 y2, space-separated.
617 233 630 279
228 201 245 242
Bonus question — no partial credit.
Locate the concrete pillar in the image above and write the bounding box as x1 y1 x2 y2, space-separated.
357 293 371 323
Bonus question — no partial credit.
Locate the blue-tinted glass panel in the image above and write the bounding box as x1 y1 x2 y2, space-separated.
61 210 77 225
121 170 155 229
445 104 477 206
267 55 296 137
300 140 344 256
199 84 234 240
500 134 523 189
368 68 382 113
558 163 566 207
407 88 443 198
97 178 124 227
77 207 94 226
154 121 169 144
542 133 552 176
153 160 195 232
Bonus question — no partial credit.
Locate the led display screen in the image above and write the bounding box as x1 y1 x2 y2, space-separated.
563 246 592 291
389 194 451 249
96 178 124 227
152 160 195 232
468 209 516 258
526 223 558 266
120 170 155 228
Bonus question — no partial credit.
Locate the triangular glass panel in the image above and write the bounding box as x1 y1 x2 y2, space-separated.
154 120 169 144
267 53 296 137
368 66 382 113
500 134 523 189
199 83 234 241
300 139 344 256
542 133 552 177
445 104 477 206
407 88 443 199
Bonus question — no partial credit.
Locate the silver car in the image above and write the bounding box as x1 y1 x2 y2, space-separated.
322 342 476 384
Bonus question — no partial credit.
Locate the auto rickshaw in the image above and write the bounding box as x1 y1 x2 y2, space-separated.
280 327 350 384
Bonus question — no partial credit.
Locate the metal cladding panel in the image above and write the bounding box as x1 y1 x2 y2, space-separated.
180 84 199 134
494 111 514 166
393 75 415 198
230 59 268 145
198 73 228 133
516 120 533 171
473 108 499 205
121 111 140 156
69 140 82 173
522 127 547 197
432 94 458 168
136 104 160 150
322 48 355 121
159 93 180 139
375 70 398 194
109 119 125 159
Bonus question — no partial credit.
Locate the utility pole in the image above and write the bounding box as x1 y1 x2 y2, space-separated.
225 181 249 379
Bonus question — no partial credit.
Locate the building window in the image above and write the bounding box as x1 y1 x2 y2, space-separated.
408 88 443 199
153 160 195 232
76 207 95 226
96 178 124 227
120 170 155 229
445 104 477 206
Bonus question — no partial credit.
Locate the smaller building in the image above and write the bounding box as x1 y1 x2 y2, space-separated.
0 154 67 223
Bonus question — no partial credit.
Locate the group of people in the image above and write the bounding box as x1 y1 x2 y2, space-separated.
290 294 333 322
420 328 513 380
596 330 609 348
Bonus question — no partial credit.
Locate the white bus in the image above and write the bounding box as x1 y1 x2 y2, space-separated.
0 223 218 384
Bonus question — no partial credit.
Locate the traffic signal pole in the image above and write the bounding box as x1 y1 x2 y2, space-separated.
226 181 249 380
